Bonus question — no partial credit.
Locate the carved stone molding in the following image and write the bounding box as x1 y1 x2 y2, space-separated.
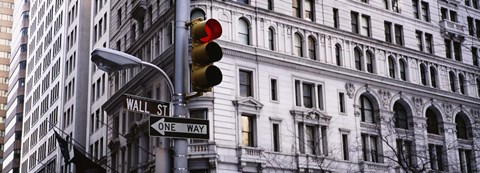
354 110 360 117
412 97 423 114
345 83 355 99
442 103 453 122
290 109 332 125
470 109 480 123
414 121 426 129
378 89 391 109
233 98 263 110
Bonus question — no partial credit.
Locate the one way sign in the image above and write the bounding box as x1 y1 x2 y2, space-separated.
149 116 209 139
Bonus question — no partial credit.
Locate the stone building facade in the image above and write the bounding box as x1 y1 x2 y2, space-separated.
103 0 480 173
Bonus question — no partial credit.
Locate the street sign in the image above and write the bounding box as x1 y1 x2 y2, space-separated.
124 94 170 116
149 116 209 139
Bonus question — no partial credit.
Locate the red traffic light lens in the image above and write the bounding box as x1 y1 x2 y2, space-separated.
199 19 222 42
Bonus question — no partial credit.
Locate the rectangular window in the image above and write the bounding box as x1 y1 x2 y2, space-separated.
351 11 359 34
416 30 423 51
292 0 301 18
90 114 94 132
454 41 462 61
412 0 419 19
361 15 371 37
429 144 445 171
441 8 448 20
392 0 400 12
436 145 444 171
476 19 480 39
384 0 389 9
303 83 313 108
317 84 324 110
239 70 253 97
445 39 452 59
342 134 349 160
396 139 413 166
458 149 473 173
241 115 255 147
333 8 339 29
468 17 474 36
370 136 378 162
271 78 278 101
362 134 381 163
305 125 316 154
339 92 345 113
305 0 313 21
473 47 479 66
295 80 323 109
272 123 280 152
425 33 433 54
421 2 430 22
384 21 392 43
394 24 403 46
474 0 479 9
450 10 458 22
321 126 328 155
298 123 305 153
295 80 301 106
117 9 122 26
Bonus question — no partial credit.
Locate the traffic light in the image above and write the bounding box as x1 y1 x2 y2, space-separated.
190 18 223 92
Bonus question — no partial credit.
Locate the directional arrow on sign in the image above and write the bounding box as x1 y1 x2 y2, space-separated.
149 116 209 139
150 118 207 135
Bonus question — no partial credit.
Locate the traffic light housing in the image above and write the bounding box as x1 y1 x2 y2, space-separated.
190 18 223 92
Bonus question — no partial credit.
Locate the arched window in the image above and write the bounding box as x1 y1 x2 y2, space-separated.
399 59 406 81
308 36 316 60
455 114 469 139
449 71 456 92
394 102 408 129
366 51 374 73
268 27 275 51
426 108 440 134
294 33 303 57
388 56 396 78
430 66 437 88
360 95 374 123
420 64 427 86
190 9 205 20
459 73 466 94
354 48 362 71
238 18 250 45
335 44 342 66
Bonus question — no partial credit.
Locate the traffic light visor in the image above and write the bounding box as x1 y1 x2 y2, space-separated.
192 19 222 43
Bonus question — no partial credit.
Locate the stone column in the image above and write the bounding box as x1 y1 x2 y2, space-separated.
379 109 397 166
443 122 459 172
412 116 430 171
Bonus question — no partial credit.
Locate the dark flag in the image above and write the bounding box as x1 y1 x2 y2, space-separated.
70 146 106 173
54 130 70 164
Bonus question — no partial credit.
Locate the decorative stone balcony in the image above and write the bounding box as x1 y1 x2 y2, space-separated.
130 0 147 20
188 141 217 159
237 146 265 164
439 20 465 41
359 161 389 172
297 154 329 170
